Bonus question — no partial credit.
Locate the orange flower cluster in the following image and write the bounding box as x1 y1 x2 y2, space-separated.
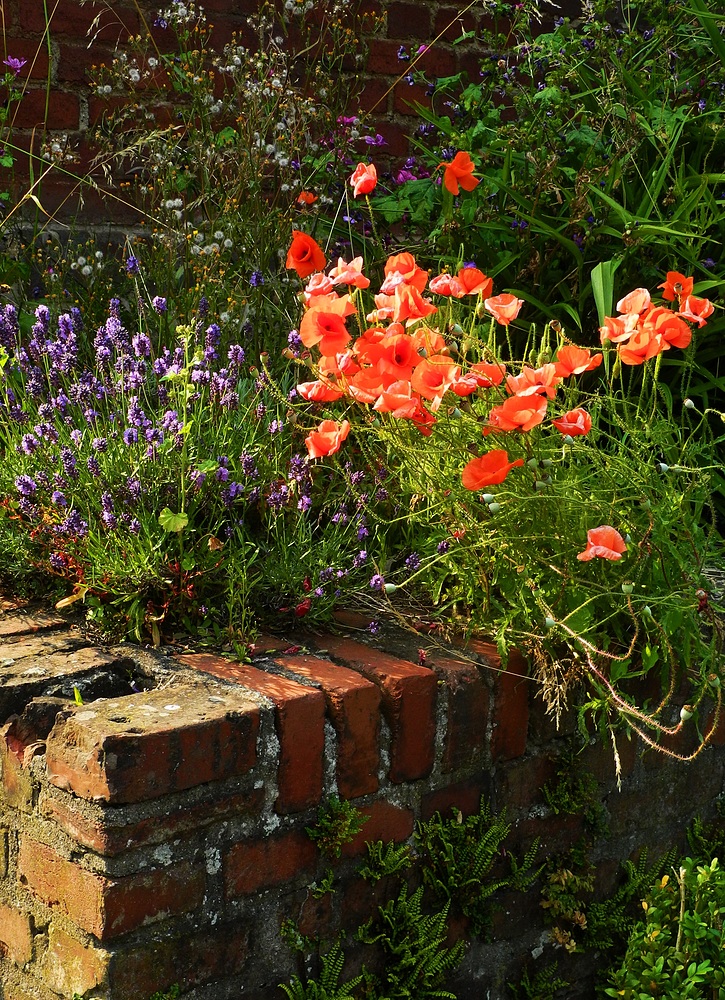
288 241 607 477
599 272 713 366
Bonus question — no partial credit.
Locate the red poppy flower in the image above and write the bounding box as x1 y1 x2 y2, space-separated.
484 394 548 433
410 354 461 410
384 253 429 293
439 151 480 195
616 288 651 315
296 380 345 402
552 408 592 436
506 364 561 399
468 361 507 387
457 267 493 297
299 295 355 355
658 271 694 303
429 273 466 297
349 162 378 197
484 293 523 325
305 419 350 459
554 346 603 377
286 230 326 279
576 525 627 562
461 450 525 490
679 295 714 328
296 190 317 205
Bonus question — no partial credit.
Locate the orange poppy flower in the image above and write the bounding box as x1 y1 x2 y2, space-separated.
658 271 694 303
457 267 493 297
576 525 627 562
439 151 480 196
554 346 603 378
303 272 335 304
599 313 638 345
429 272 466 297
485 394 548 433
349 162 378 197
384 253 429 293
373 380 421 418
410 354 461 410
679 295 714 328
616 326 664 366
616 288 651 315
484 293 523 325
296 379 345 402
552 408 592 436
305 419 350 459
296 190 318 205
392 284 437 325
506 364 561 399
299 295 355 355
468 361 507 387
286 230 326 279
328 256 370 289
461 450 525 490
409 325 447 356
639 306 692 349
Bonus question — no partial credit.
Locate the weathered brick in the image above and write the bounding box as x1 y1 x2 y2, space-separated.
20 1 139 37
1 720 40 812
341 799 414 858
45 684 259 803
109 922 250 1000
462 641 531 762
425 651 489 772
225 829 317 898
274 654 381 798
41 784 264 856
0 641 124 721
385 1 432 38
0 827 7 877
315 636 437 782
0 39 50 79
0 613 68 639
177 653 324 813
43 924 109 995
18 837 205 940
421 775 489 821
11 89 80 130
0 904 33 966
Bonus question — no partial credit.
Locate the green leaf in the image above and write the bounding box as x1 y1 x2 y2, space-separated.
591 258 623 326
158 508 188 532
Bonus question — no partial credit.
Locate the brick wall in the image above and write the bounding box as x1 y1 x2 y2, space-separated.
0 0 584 230
2 596 724 999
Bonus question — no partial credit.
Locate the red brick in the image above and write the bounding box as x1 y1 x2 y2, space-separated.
341 799 414 857
366 37 407 75
421 775 488 821
0 40 50 79
0 613 68 639
20 1 139 38
274 654 381 798
109 922 249 1000
385 2 431 38
178 653 324 813
46 684 259 803
11 90 80 130
433 6 479 42
41 785 264 856
425 652 488 772
225 829 317 898
356 77 392 115
0 904 33 966
43 924 109 995
393 80 432 115
18 837 205 940
316 636 437 782
463 641 531 761
58 42 116 83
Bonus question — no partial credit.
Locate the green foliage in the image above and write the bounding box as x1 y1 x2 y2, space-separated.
281 940 363 1000
508 963 569 1000
356 884 465 999
358 840 413 883
415 801 541 938
604 857 725 999
542 746 607 834
148 988 180 1000
307 797 369 860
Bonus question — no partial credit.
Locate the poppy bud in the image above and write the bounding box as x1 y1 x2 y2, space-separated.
621 583 634 594
384 583 397 594
643 605 652 617
545 616 556 628
658 463 669 473
684 398 695 409
481 493 495 503
541 459 553 468
527 458 539 468
535 480 547 490
488 502 501 513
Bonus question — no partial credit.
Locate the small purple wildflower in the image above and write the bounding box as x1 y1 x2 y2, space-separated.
369 573 385 591
228 344 245 366
86 455 102 477
51 491 68 508
123 428 138 446
152 296 167 313
437 539 450 554
405 552 421 572
3 56 27 75
249 270 265 287
125 255 140 275
368 620 380 635
15 475 37 496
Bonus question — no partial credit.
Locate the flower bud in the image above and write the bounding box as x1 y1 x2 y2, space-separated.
481 493 495 503
621 583 634 595
535 480 547 490
541 459 553 468
684 398 695 409
487 502 501 513
384 583 397 594
527 458 539 468
658 463 669 473
545 616 556 628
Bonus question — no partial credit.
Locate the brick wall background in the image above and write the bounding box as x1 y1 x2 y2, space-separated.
2 597 724 999
0 0 584 230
